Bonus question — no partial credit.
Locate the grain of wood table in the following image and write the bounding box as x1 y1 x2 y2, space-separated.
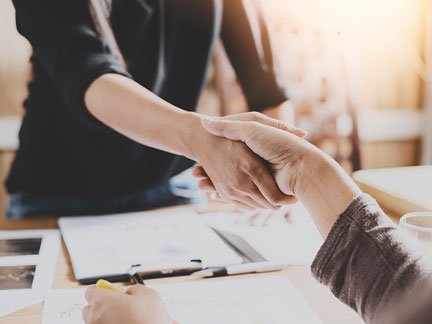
0 206 362 324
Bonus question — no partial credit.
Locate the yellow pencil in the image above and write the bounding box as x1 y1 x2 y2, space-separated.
96 279 125 293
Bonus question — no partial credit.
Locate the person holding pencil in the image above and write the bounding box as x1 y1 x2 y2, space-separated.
83 113 432 324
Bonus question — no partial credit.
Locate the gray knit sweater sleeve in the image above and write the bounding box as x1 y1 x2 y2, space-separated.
311 194 432 323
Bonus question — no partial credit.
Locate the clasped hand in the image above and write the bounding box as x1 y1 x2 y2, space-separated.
191 112 310 209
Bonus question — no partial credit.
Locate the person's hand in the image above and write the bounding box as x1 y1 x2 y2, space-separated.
188 112 306 210
83 285 173 324
196 115 318 202
197 114 362 239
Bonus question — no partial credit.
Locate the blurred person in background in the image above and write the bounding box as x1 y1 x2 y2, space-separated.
7 0 298 218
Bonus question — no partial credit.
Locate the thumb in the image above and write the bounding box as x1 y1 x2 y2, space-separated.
201 118 251 142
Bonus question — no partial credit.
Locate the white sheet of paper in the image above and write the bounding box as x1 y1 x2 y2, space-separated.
0 230 61 317
43 277 321 324
204 203 323 265
43 288 86 324
0 290 44 317
59 210 242 280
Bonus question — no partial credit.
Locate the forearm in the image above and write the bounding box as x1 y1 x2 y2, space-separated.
311 194 432 323
302 151 432 322
84 74 200 159
300 149 361 238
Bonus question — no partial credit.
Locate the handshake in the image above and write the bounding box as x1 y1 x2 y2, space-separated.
190 111 360 237
190 112 324 208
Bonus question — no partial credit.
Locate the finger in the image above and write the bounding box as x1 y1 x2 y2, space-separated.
221 112 307 137
245 183 279 210
191 166 208 178
230 200 256 211
284 211 293 223
236 193 265 210
279 206 293 223
85 285 97 303
252 168 298 206
85 285 122 305
219 186 264 210
201 118 251 142
248 212 261 226
211 192 256 210
127 284 150 295
248 209 273 226
263 211 275 226
197 178 216 192
210 192 223 202
127 286 164 304
240 208 260 219
82 305 90 323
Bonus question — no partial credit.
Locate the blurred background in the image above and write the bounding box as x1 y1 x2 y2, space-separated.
1 0 432 219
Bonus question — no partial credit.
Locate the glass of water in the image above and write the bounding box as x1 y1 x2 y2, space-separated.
400 212 432 260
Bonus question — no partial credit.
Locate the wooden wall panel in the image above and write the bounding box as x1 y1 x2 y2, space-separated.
361 140 420 169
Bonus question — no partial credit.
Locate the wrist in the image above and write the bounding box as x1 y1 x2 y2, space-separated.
300 148 361 237
178 112 212 161
301 149 358 201
291 145 325 201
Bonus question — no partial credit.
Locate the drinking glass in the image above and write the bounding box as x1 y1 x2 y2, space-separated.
400 212 432 260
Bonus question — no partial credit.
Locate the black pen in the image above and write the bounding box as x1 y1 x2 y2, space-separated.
129 260 203 280
191 261 287 278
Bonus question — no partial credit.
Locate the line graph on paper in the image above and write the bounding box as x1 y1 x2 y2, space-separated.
154 277 321 324
58 303 85 321
43 278 321 324
163 290 279 314
159 290 293 323
43 289 88 324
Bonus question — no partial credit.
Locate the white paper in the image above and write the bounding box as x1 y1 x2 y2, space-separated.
0 230 61 317
204 203 323 265
43 288 86 324
59 210 242 280
0 290 44 317
43 277 321 324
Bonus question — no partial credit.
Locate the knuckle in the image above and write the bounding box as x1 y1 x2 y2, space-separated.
276 120 288 131
287 196 299 204
232 179 246 190
248 111 261 121
246 162 262 176
269 194 284 205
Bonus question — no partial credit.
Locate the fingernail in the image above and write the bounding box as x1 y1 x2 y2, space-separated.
295 128 308 138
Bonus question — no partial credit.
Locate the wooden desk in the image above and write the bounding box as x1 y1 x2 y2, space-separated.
353 166 432 219
0 208 362 324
